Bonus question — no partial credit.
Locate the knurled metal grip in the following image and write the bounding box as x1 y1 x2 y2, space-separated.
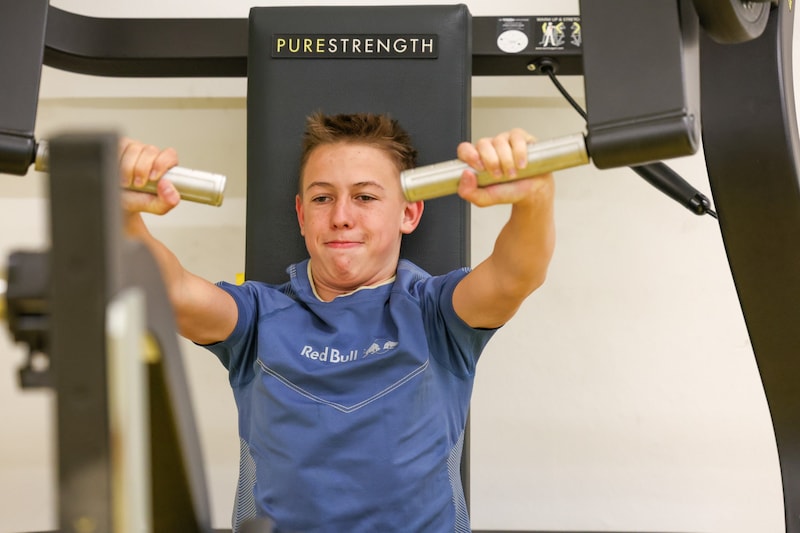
400 132 589 202
34 140 227 207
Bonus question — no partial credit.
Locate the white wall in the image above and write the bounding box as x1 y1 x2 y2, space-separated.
0 1 787 532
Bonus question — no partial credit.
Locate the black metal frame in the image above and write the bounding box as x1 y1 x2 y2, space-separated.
0 4 584 176
48 133 118 533
580 0 701 169
46 132 219 533
0 0 46 175
40 7 583 78
701 1 800 530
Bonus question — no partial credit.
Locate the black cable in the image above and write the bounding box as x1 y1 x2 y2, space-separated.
537 60 717 219
543 66 587 121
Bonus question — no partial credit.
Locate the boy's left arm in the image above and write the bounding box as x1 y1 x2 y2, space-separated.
452 128 556 329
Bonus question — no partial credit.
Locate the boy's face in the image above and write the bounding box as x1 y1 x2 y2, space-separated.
295 142 423 297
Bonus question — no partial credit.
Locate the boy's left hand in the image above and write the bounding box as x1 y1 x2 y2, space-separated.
456 128 553 207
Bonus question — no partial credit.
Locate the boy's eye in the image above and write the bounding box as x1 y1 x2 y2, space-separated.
311 195 331 203
356 194 377 202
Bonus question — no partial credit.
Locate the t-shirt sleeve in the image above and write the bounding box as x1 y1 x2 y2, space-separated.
417 268 498 377
201 281 261 387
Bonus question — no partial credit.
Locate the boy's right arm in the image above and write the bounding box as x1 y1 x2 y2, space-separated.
120 139 238 345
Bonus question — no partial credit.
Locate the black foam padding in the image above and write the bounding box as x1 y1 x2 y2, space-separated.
246 5 472 283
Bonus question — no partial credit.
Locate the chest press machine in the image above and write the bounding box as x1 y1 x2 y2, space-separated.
0 1 798 532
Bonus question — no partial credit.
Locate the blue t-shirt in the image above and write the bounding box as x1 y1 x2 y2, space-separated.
205 259 496 533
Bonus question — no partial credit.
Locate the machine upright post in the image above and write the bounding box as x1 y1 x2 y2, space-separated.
701 3 800 531
48 133 122 533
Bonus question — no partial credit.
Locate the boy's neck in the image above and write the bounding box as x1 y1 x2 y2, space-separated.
306 261 395 302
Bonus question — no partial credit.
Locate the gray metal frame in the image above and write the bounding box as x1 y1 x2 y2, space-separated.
46 132 218 532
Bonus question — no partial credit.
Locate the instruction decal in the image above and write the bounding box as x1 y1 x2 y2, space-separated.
535 16 582 51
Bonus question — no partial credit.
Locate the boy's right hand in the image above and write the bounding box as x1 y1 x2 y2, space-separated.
119 138 181 215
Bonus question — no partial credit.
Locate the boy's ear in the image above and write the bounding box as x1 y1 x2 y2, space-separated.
401 200 424 235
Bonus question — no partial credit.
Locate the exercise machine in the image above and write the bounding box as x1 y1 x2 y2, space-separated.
1 1 796 532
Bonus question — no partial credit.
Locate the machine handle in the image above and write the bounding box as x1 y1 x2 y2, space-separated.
34 140 227 207
400 133 590 202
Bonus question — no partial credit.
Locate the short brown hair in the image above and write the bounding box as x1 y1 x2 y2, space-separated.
298 112 418 194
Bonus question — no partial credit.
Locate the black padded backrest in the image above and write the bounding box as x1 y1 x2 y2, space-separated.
246 5 472 283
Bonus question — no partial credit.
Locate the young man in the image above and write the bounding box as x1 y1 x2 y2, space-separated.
120 113 555 533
